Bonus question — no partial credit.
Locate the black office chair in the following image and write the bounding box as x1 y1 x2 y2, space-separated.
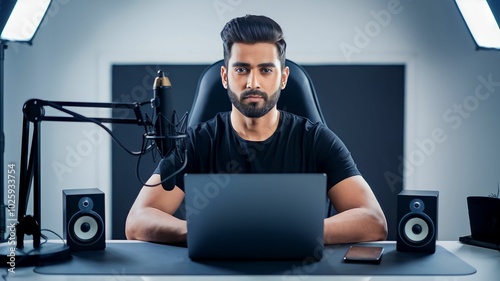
187 59 334 217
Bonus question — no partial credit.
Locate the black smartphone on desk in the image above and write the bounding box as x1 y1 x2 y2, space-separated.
343 245 384 264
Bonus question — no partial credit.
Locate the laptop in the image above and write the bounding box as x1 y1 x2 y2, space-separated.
459 196 500 250
184 173 326 260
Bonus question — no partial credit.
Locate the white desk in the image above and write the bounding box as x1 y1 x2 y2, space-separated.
3 241 499 281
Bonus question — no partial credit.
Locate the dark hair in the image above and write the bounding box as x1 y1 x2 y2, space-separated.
220 15 287 69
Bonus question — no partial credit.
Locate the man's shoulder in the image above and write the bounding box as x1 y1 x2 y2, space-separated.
188 112 230 136
279 111 338 144
280 110 325 130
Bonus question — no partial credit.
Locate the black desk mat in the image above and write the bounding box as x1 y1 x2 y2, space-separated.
34 242 476 276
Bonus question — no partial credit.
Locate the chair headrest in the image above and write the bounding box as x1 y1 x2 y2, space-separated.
188 59 326 127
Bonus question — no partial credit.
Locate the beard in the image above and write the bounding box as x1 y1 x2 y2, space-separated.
227 87 281 118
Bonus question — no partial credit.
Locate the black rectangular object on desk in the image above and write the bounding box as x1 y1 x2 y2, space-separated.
459 196 500 250
467 196 500 242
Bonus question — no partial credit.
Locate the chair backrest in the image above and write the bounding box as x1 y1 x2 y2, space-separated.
188 59 326 127
186 59 334 217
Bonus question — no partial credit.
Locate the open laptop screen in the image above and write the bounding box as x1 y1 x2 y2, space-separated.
184 173 326 260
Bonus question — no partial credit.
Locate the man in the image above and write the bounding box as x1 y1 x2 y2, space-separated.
126 15 387 244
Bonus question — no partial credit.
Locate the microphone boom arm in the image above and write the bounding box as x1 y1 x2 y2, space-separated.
16 98 155 249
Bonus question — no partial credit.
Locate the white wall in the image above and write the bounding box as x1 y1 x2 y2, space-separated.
3 0 500 240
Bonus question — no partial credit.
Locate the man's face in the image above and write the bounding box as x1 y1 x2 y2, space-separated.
221 42 289 118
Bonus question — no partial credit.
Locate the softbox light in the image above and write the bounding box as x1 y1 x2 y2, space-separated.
1 0 52 44
455 0 500 50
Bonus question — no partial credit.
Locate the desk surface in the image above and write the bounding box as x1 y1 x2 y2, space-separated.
3 241 499 281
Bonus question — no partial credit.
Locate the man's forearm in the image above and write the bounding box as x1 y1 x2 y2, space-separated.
323 207 387 244
125 207 187 244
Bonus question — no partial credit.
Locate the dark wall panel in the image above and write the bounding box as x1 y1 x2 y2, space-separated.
111 63 404 240
304 65 404 240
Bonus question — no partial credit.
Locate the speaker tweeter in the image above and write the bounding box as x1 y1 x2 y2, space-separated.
397 190 438 253
63 188 105 251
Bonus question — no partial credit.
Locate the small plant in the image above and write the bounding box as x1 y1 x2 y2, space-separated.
488 182 500 199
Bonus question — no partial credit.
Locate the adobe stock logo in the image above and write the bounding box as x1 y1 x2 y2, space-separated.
52 128 104 182
213 0 243 21
183 173 233 220
384 73 500 192
340 0 407 62
51 64 160 183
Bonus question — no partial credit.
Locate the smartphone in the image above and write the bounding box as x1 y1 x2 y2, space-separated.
343 245 384 264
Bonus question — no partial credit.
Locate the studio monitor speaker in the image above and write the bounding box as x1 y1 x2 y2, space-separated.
63 188 105 251
397 190 438 253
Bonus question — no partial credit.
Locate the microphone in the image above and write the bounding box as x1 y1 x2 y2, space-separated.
149 69 189 191
152 70 176 158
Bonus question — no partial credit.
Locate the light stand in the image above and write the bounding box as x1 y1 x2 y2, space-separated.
0 41 6 243
1 0 53 243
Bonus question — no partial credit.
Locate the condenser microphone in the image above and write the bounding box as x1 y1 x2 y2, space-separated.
148 69 189 191
152 70 176 158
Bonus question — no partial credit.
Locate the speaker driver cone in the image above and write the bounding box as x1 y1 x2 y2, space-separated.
68 211 104 245
399 213 435 247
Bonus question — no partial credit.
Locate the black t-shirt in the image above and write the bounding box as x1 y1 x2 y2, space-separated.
154 111 360 192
